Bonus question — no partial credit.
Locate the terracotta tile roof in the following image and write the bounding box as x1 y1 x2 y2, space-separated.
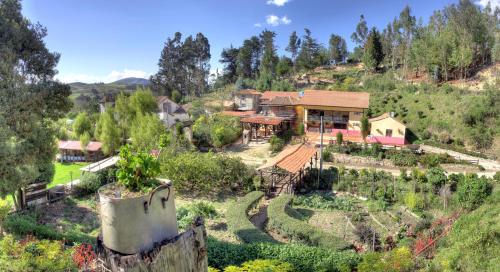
261 96 297 106
261 91 299 100
369 112 405 125
299 90 370 109
236 89 261 95
258 144 317 174
222 110 256 117
58 141 102 152
240 115 285 126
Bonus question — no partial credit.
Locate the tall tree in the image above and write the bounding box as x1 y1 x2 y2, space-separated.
351 15 369 47
236 36 261 79
329 34 348 64
96 109 121 156
395 6 417 77
296 28 322 71
362 28 384 71
256 30 278 90
286 31 301 63
0 0 72 209
151 32 210 98
219 46 240 83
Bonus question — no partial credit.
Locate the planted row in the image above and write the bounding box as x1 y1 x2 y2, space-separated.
267 195 349 250
226 191 276 243
207 236 360 272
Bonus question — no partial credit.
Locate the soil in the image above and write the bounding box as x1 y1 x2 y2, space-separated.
99 181 163 199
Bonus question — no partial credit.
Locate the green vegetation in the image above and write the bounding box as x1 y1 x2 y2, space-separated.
356 247 413 272
160 151 254 196
207 237 360 272
0 235 76 271
193 114 242 148
456 174 492 210
432 191 500 271
213 259 293 272
269 135 285 153
115 145 161 192
267 195 348 249
52 162 89 187
177 201 218 230
293 193 354 211
226 191 275 243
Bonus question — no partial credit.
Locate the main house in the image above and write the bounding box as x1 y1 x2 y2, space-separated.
156 96 190 128
226 89 407 146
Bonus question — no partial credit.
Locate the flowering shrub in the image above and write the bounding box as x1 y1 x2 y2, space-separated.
72 243 96 270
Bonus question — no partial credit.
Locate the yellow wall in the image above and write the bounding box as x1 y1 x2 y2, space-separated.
370 117 406 137
302 105 364 112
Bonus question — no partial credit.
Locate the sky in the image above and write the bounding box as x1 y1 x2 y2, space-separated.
21 0 498 83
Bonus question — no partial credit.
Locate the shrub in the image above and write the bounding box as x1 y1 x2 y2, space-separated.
270 135 285 153
223 259 293 272
418 153 441 168
322 150 333 162
387 150 417 167
354 224 381 251
161 151 254 196
404 192 424 212
425 167 447 192
177 201 218 230
0 235 76 271
456 174 492 210
73 172 101 196
193 114 241 148
267 195 348 249
296 123 305 135
207 237 361 272
226 191 275 243
357 247 413 272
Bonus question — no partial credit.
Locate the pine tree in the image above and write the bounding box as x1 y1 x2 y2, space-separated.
329 34 348 64
362 28 384 71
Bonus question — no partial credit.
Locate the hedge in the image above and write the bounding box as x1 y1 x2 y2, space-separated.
267 195 349 250
207 236 360 272
226 191 276 243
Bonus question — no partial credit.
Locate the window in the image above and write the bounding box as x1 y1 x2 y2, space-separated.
385 129 393 137
353 112 362 116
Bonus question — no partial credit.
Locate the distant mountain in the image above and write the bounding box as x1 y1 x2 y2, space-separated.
112 77 150 85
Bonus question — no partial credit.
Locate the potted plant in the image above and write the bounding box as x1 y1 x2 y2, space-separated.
99 145 178 254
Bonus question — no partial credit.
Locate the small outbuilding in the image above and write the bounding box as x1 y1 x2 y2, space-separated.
58 140 104 162
368 113 407 146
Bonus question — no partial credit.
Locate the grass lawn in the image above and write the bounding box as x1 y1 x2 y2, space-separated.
50 162 89 188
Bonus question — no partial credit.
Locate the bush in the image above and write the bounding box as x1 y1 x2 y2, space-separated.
270 135 286 153
73 172 101 196
223 259 293 272
0 199 11 225
207 237 361 272
0 235 76 271
387 150 417 167
193 114 241 148
161 151 254 196
404 192 425 212
226 191 275 243
357 247 413 272
456 174 492 210
267 195 348 249
177 201 218 230
354 224 381 251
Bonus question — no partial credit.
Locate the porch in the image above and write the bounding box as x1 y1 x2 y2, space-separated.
240 115 293 142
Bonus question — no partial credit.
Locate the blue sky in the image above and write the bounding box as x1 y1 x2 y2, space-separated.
22 0 496 83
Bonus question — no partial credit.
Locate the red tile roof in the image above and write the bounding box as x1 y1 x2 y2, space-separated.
299 90 370 109
240 116 285 126
259 144 317 174
58 141 102 152
261 91 299 100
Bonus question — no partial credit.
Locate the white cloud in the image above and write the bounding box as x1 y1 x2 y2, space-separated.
254 23 262 27
56 69 151 83
476 0 499 9
266 0 290 7
265 14 292 26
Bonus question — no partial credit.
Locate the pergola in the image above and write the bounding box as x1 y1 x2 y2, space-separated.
240 115 291 142
257 143 318 195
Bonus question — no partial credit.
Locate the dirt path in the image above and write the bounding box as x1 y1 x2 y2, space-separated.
420 145 500 171
249 199 270 231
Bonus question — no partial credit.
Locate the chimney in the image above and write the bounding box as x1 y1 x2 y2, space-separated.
390 112 395 118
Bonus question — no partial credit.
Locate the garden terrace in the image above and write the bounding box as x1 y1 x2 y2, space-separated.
226 191 276 243
267 195 349 250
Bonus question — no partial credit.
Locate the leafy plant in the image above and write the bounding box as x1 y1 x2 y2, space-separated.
293 193 354 211
72 243 96 271
177 201 218 230
223 259 293 272
73 172 101 196
270 135 285 153
116 145 161 192
456 174 492 210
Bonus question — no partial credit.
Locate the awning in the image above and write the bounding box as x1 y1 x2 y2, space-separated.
258 143 317 174
240 116 285 126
